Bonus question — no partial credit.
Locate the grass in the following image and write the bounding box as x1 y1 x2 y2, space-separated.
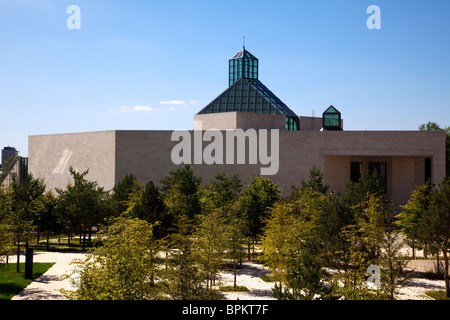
219 285 249 292
260 275 275 282
425 290 450 300
0 263 54 300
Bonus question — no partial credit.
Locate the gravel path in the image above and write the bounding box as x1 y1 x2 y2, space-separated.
7 252 447 300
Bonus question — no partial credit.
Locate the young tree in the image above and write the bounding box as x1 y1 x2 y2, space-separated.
420 178 450 297
195 210 228 291
32 191 58 250
0 186 13 265
239 175 281 259
300 165 329 195
56 167 108 251
200 173 244 290
63 217 161 300
262 188 325 299
320 171 382 270
5 173 45 272
109 174 141 216
125 180 169 239
162 215 210 300
396 182 431 258
160 165 202 223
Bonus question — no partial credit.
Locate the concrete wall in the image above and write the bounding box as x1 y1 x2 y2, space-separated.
28 129 446 206
194 112 285 131
28 131 116 191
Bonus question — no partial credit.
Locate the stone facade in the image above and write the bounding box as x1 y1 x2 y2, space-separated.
28 128 446 207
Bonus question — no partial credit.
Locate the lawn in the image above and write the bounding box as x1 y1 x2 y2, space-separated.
0 263 54 300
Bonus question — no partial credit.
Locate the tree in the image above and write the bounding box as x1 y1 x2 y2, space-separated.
5 173 45 272
262 188 325 299
300 165 329 195
239 175 281 259
396 182 431 258
160 165 202 223
125 180 169 239
63 217 161 300
109 174 141 216
32 191 58 250
419 177 450 297
162 215 210 300
0 186 13 265
199 173 244 290
419 121 450 176
195 210 228 291
419 121 443 132
56 167 108 250
320 171 382 270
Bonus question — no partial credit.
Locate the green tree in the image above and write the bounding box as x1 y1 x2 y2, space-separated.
110 174 141 216
300 165 329 195
419 121 450 176
5 173 45 272
331 194 408 300
195 210 228 291
163 215 210 300
32 191 58 250
320 171 382 270
239 175 281 259
125 180 169 239
420 177 450 297
200 173 245 289
56 167 108 251
160 165 202 223
0 186 13 265
396 182 431 258
262 188 325 299
63 217 161 300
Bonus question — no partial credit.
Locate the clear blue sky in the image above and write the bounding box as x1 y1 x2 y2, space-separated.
1 0 449 158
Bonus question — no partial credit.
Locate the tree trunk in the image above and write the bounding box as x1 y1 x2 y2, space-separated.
46 232 50 251
16 237 20 273
437 250 440 276
82 230 86 251
233 258 237 290
443 249 449 298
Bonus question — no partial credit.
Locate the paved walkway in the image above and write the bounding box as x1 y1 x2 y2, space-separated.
9 251 86 300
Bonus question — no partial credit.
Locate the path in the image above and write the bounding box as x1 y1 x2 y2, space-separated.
10 251 86 300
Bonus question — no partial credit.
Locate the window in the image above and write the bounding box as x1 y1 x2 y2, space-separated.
322 105 342 130
368 162 387 194
350 162 362 183
425 157 432 184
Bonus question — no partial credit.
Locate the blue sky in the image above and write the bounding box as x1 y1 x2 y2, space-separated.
0 0 449 158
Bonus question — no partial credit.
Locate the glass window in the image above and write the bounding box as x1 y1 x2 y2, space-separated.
324 114 340 127
350 162 362 183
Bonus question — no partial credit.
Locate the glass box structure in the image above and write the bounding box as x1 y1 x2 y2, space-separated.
197 47 299 131
322 105 342 131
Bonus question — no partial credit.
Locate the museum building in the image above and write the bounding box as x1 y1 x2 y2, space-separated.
28 47 446 206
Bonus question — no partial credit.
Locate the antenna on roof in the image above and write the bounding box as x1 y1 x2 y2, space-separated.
243 36 245 49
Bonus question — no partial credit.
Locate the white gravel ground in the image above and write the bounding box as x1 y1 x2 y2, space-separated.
6 252 447 300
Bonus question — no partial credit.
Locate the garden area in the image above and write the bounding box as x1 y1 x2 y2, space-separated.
1 162 449 300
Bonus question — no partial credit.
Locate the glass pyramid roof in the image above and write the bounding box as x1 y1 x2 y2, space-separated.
197 77 297 117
